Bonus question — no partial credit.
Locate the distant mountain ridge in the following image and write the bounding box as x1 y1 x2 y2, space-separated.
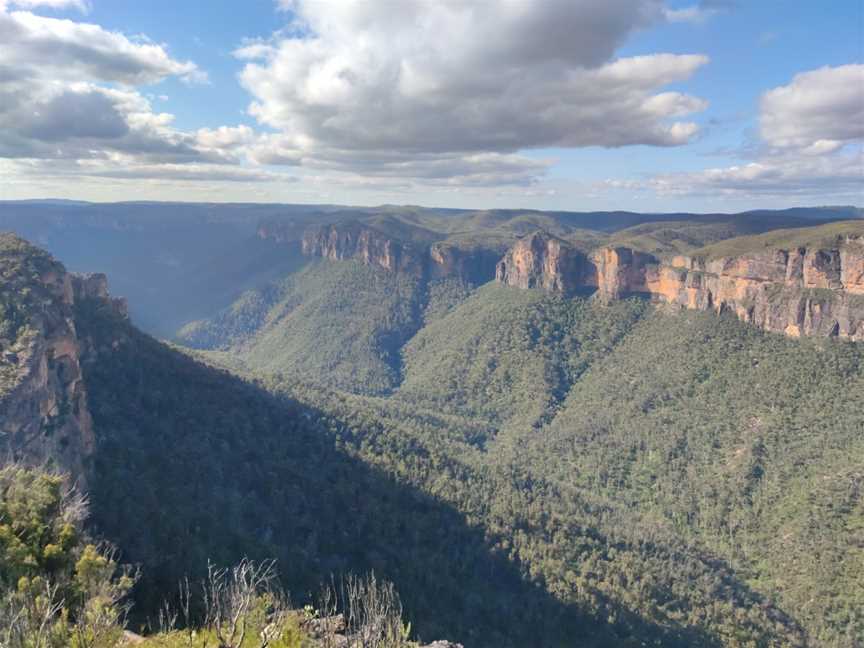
1 200 858 337
260 215 864 339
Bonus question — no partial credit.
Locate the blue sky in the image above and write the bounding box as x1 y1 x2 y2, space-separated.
1 0 861 211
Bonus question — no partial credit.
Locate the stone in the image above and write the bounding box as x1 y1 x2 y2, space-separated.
495 229 864 340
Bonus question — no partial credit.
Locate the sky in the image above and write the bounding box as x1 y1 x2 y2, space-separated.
0 0 862 212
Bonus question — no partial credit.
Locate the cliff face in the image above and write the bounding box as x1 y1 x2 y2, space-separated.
494 233 659 300
494 231 591 294
0 238 126 478
273 221 500 284
588 246 658 300
650 238 864 339
429 242 501 284
496 230 864 340
300 222 426 275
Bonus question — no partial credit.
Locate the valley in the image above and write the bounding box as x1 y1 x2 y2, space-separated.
1 202 863 647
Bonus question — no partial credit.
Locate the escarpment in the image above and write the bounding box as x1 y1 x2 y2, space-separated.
496 229 864 340
0 234 126 477
494 233 656 300
494 231 593 294
301 221 427 275
263 221 503 285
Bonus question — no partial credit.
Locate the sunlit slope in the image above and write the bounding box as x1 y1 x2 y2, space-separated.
397 285 648 433
180 259 428 394
518 307 864 644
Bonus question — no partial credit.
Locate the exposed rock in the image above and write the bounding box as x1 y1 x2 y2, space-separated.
649 238 864 339
496 230 864 340
270 221 502 284
429 241 501 284
588 245 658 301
301 221 426 276
494 231 591 294
0 236 126 479
71 272 129 318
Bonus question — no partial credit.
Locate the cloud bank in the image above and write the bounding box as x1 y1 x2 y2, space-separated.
627 63 864 199
236 0 708 185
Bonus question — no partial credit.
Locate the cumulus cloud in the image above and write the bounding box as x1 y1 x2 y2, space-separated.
0 0 89 11
760 64 864 151
0 9 203 84
625 64 864 199
0 81 210 163
0 4 287 186
640 150 863 197
237 0 708 184
0 6 206 164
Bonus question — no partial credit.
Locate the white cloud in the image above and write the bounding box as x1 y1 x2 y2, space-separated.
622 64 864 199
0 4 288 186
664 7 707 23
237 0 708 185
0 0 89 11
760 64 864 151
0 6 208 164
664 1 736 24
3 0 716 192
0 9 203 84
641 149 863 197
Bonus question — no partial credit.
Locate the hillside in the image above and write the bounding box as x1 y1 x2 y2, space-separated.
1 201 856 338
3 221 864 646
523 308 864 645
692 220 864 258
6 233 797 646
265 295 863 646
176 219 864 646
0 235 550 645
179 259 427 394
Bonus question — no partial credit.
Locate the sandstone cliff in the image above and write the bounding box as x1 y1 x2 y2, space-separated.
300 221 426 275
267 221 501 284
494 231 591 294
428 241 501 284
496 229 864 340
0 235 126 477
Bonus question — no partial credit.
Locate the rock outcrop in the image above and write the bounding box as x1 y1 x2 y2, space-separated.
429 241 501 284
0 236 126 478
647 239 864 339
265 221 502 285
588 246 659 300
494 231 591 294
301 221 426 275
496 229 864 340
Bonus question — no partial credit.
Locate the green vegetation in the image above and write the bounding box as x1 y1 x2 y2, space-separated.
176 224 863 645
0 464 134 648
75 296 592 646
180 260 426 394
523 308 864 645
0 465 426 648
269 303 862 646
398 284 647 432
0 233 60 394
6 218 864 646
693 220 864 259
605 213 831 256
